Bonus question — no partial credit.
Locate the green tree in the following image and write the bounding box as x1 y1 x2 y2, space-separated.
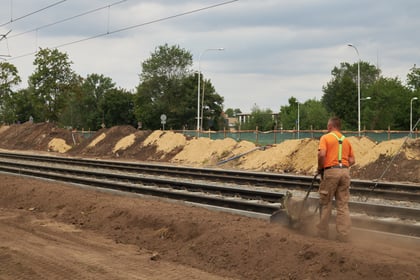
28 48 78 122
225 108 242 117
407 65 420 92
322 62 380 130
135 44 224 130
103 88 136 127
13 88 42 124
140 44 192 82
81 74 116 129
200 78 225 130
135 44 194 129
406 66 420 130
58 76 85 129
364 77 412 130
0 61 21 123
279 98 329 131
241 104 274 131
279 97 299 130
301 99 329 130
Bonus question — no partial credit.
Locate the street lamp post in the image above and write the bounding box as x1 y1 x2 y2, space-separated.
360 96 371 131
297 101 300 139
411 97 418 135
197 48 224 133
348 43 361 137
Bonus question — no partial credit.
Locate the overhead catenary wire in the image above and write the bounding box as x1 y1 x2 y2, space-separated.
0 30 12 58
0 0 67 27
8 0 127 39
7 0 239 61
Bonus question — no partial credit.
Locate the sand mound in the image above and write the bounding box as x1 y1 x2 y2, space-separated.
235 138 320 174
350 137 409 167
113 134 136 153
290 139 320 173
88 133 106 148
231 140 257 155
405 138 420 160
143 131 187 153
0 123 418 182
48 138 72 153
172 137 238 165
237 139 304 171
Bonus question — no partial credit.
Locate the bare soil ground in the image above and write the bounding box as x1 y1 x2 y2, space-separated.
0 123 419 279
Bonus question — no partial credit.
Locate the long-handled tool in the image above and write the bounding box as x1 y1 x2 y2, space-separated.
270 173 320 228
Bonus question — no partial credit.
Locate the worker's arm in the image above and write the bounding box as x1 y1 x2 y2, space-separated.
348 155 355 167
317 149 326 172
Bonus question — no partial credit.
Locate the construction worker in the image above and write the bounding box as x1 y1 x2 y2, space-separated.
317 117 355 242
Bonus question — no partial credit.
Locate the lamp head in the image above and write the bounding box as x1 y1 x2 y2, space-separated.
413 97 419 101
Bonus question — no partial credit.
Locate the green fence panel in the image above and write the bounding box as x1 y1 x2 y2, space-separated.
180 130 415 145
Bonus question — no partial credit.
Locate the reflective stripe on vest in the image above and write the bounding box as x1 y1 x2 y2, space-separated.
329 132 345 166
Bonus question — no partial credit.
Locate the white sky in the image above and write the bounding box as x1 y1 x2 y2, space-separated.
0 0 419 113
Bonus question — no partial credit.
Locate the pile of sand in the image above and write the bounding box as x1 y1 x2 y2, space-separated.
172 137 238 165
238 139 302 171
405 139 420 160
231 140 257 155
113 134 136 153
289 139 320 173
76 129 417 174
350 138 413 167
87 133 106 148
142 131 187 153
48 139 72 153
15 123 415 181
208 136 415 173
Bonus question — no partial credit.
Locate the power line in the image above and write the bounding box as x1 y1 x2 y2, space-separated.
0 0 67 27
105 0 239 35
9 0 127 39
0 30 12 41
0 30 12 58
8 0 239 61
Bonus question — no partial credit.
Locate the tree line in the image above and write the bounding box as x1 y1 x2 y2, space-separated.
228 62 420 131
1 44 419 132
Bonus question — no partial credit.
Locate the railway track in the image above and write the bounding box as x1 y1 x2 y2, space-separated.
0 151 419 237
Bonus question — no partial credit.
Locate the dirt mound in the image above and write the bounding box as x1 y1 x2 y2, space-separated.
1 123 419 182
0 124 419 279
0 123 79 153
67 125 148 158
1 174 419 280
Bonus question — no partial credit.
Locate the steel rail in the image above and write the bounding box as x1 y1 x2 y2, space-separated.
0 160 285 203
0 161 419 237
0 152 419 202
0 163 280 214
0 155 420 236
